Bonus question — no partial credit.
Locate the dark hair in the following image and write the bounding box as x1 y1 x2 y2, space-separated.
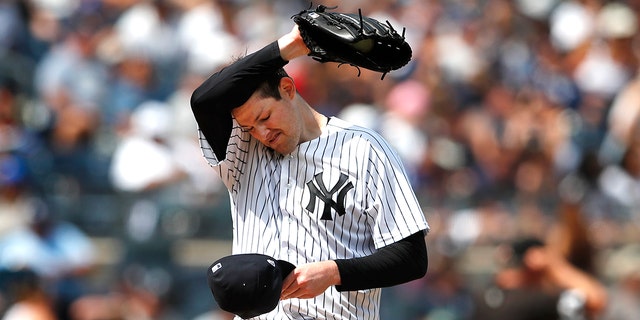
255 68 290 100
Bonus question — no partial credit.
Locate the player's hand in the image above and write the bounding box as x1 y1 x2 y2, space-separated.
280 260 341 300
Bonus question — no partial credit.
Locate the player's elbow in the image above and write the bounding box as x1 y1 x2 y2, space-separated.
397 231 428 282
410 239 428 280
190 88 205 113
418 247 429 277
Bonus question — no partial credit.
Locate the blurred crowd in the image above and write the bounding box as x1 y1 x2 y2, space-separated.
0 0 639 319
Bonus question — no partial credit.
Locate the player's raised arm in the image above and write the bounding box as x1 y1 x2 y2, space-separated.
189 28 309 160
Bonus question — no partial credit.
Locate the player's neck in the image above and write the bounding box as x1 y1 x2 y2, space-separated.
297 97 327 143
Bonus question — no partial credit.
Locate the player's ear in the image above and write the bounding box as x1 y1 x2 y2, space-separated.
279 77 296 100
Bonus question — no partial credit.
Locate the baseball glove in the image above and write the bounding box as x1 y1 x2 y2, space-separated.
292 4 412 80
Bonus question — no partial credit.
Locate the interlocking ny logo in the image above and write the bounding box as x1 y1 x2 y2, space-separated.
306 172 354 220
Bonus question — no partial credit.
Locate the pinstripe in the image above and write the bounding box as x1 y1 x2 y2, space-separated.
198 117 429 320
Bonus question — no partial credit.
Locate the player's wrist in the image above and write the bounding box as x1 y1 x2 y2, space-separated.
327 260 342 286
277 26 310 61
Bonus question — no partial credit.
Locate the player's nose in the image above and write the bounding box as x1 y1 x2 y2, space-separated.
253 125 271 143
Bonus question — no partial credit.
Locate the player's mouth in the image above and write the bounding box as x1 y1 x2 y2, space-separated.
267 133 281 147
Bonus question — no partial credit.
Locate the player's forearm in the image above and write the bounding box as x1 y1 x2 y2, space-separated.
191 27 305 111
545 253 608 315
333 231 428 291
190 41 286 112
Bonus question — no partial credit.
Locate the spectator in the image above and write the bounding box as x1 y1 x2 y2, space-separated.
470 237 608 320
0 197 95 319
0 268 56 320
109 100 187 194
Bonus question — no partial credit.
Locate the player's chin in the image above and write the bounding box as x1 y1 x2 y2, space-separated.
271 139 296 155
273 145 295 155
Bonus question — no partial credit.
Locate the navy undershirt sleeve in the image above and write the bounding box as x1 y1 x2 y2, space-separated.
190 41 288 160
334 231 428 291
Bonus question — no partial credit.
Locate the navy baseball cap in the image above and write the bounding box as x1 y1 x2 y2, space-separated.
206 254 296 319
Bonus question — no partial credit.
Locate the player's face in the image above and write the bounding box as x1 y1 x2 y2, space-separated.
232 80 302 155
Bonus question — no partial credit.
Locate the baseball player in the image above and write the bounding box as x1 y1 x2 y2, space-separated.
190 24 429 320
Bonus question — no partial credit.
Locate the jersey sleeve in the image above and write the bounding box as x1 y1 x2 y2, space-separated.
198 118 253 192
190 41 288 160
197 120 246 167
365 137 430 248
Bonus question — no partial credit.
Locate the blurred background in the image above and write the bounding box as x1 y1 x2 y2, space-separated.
0 0 639 319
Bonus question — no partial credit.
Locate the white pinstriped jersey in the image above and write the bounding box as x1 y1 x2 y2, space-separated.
199 116 429 320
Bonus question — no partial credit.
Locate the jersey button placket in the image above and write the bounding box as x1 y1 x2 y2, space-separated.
284 155 293 189
280 154 297 263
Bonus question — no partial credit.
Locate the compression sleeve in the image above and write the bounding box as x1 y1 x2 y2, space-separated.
334 231 428 291
190 41 288 160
